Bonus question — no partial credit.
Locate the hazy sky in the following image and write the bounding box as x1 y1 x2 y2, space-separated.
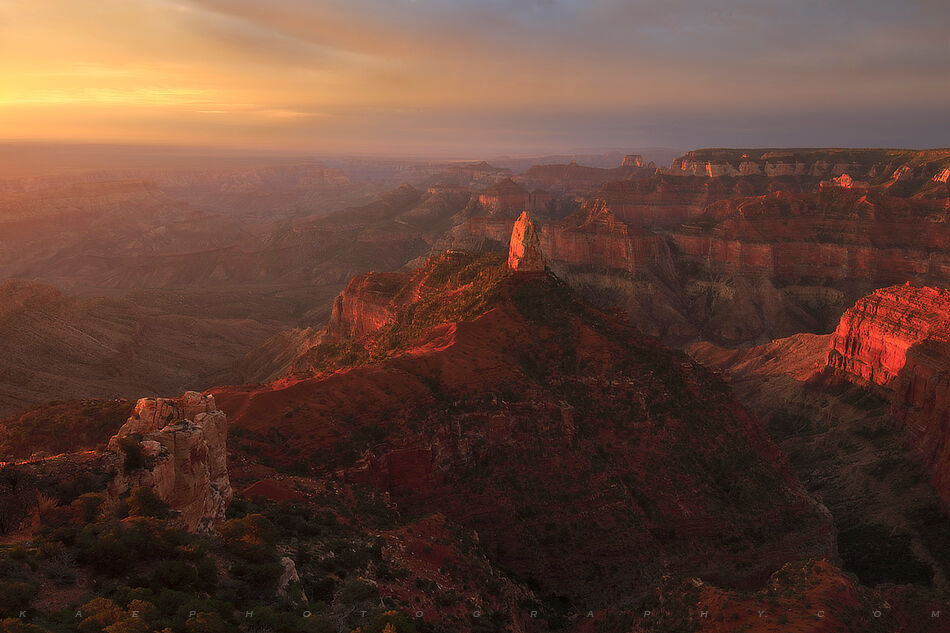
1 0 948 155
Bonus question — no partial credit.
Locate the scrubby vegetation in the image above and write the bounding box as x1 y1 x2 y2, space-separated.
0 491 423 633
838 523 933 587
0 401 132 460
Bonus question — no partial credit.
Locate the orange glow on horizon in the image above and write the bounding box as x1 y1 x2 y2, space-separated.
1 0 948 152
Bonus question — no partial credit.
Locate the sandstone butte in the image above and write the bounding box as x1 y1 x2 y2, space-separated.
824 284 950 509
507 211 545 273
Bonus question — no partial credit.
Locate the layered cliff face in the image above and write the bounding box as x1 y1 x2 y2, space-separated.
447 202 671 274
824 285 950 509
518 158 654 195
896 338 950 511
447 198 853 345
643 188 950 345
446 154 950 347
826 285 950 386
674 189 950 284
542 200 665 273
324 272 407 342
584 174 812 228
585 148 950 232
477 178 532 215
669 148 950 189
688 284 950 596
216 243 835 606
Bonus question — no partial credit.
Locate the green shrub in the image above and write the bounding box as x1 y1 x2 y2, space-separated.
366 610 417 633
71 493 106 524
0 618 54 633
338 579 378 604
127 487 169 519
0 582 37 615
118 437 150 472
75 517 185 575
152 560 200 593
217 514 278 549
185 612 235 633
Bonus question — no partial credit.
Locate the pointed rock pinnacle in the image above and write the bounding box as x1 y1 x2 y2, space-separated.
508 211 545 273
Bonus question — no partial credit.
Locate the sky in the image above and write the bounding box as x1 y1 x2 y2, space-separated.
0 0 948 155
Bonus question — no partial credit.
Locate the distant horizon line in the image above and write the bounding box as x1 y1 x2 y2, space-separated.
3 138 949 158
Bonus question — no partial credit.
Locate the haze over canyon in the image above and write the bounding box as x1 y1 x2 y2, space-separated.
0 143 946 633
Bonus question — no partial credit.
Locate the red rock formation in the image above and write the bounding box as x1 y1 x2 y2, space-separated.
541 201 632 270
448 204 670 275
826 285 950 386
669 148 950 186
820 173 869 190
439 160 512 185
673 190 950 285
215 251 835 605
324 272 405 342
622 154 645 168
586 174 809 228
824 285 950 508
107 391 232 532
450 175 950 346
541 201 671 273
507 212 545 273
478 178 531 216
519 158 653 195
894 338 950 511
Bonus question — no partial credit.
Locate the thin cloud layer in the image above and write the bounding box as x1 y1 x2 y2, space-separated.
0 0 947 153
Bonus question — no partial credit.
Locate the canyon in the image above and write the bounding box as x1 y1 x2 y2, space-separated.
825 285 950 510
691 283 950 598
214 243 836 608
0 279 277 418
444 149 950 346
2 148 950 632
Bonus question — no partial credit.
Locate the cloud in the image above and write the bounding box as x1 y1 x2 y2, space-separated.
0 0 947 151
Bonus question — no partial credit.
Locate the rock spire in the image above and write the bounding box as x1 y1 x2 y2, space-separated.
507 211 545 273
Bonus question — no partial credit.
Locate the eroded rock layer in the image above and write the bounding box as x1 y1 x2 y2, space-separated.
824 285 950 509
